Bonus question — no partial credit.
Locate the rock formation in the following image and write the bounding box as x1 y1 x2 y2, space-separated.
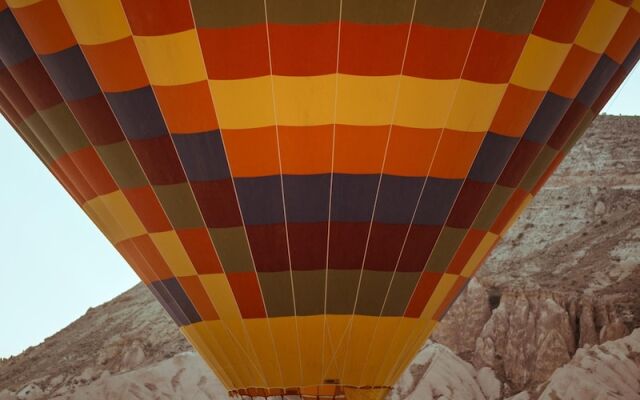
388 343 501 400
527 328 640 400
431 279 492 357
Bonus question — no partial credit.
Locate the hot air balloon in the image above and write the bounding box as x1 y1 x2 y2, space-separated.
0 0 638 398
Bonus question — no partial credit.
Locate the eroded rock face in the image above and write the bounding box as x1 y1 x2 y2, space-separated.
466 288 631 394
578 302 599 347
473 291 574 392
534 328 640 400
431 279 491 356
599 318 629 343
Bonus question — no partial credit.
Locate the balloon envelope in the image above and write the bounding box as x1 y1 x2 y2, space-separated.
0 0 638 398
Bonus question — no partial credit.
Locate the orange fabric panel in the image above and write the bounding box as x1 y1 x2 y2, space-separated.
178 275 220 320
222 126 280 177
490 84 545 137
177 228 224 274
123 186 173 233
82 37 149 92
405 272 442 318
227 272 267 319
10 0 75 54
604 9 640 63
279 125 333 175
130 234 175 280
383 126 439 177
333 124 388 174
121 0 194 36
154 81 218 133
429 129 484 179
550 45 600 98
68 147 118 195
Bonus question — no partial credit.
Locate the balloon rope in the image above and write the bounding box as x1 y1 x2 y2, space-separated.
319 0 420 384
262 0 306 386
321 0 345 387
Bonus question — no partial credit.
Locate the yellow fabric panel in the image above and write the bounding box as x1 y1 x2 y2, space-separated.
344 388 389 400
379 318 431 387
386 320 438 386
209 75 505 130
383 319 437 386
149 231 197 277
180 323 234 389
273 75 336 126
421 273 459 320
374 318 420 386
322 315 352 382
633 0 640 12
575 0 629 53
461 232 499 277
500 193 533 236
199 274 242 321
358 317 412 386
5 0 40 7
341 315 378 385
209 77 275 129
134 30 207 86
510 35 571 91
243 319 284 388
203 320 261 388
394 77 457 129
336 74 398 126
269 317 303 388
447 81 507 132
83 190 146 243
225 318 268 386
297 316 326 386
58 0 130 45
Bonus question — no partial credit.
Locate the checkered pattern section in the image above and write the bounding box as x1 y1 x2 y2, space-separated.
0 0 638 398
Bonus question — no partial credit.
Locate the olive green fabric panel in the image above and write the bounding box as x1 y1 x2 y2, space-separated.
473 185 515 230
96 141 148 188
325 269 360 314
208 227 255 272
258 270 295 317
480 0 544 34
267 0 341 24
521 146 557 192
381 271 421 316
342 0 415 25
23 113 66 160
425 227 467 272
39 103 90 153
191 0 266 28
152 182 204 229
292 269 327 315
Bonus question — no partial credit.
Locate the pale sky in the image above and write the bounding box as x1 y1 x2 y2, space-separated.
0 67 638 358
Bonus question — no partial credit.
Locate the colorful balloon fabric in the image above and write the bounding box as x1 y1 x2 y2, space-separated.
0 0 638 398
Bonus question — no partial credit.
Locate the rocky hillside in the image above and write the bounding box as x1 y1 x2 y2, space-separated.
0 115 638 399
479 115 640 325
0 284 189 394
